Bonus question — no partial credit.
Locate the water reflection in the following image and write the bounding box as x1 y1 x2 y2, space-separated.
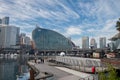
0 54 29 80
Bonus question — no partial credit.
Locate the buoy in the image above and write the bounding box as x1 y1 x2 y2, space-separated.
92 66 95 74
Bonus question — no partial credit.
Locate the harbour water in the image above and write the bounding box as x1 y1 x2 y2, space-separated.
0 54 30 80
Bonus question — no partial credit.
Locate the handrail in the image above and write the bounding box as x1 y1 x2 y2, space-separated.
28 62 54 80
79 75 98 80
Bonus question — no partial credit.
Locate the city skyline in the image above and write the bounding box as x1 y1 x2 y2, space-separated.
0 0 120 47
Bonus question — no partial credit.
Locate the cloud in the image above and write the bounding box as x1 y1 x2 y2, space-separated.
0 0 120 48
102 19 117 32
72 38 82 48
64 26 82 36
95 0 120 18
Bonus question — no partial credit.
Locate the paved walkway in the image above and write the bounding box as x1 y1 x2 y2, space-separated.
28 61 98 80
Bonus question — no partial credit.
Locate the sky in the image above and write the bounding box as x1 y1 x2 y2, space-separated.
0 0 120 48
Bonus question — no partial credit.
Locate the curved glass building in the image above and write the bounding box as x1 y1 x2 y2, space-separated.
32 27 75 50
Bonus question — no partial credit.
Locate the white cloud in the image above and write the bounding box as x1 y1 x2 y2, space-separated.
65 26 82 36
21 30 32 39
56 0 79 19
0 0 80 22
0 0 120 48
72 38 82 48
95 0 120 18
102 19 117 32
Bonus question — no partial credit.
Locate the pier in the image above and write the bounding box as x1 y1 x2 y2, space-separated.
28 60 98 80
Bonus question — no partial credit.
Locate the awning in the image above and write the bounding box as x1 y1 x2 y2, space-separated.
109 32 120 41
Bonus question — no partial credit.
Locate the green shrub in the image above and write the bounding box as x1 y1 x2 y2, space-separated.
98 64 120 80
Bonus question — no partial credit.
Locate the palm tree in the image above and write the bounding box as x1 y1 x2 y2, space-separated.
116 18 120 32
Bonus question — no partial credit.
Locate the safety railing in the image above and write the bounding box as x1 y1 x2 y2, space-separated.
55 56 107 73
79 75 98 80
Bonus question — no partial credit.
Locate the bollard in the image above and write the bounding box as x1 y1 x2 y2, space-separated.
88 78 89 80
93 76 94 80
35 59 37 63
92 66 95 74
30 69 35 80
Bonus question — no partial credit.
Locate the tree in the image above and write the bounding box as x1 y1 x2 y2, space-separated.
116 18 120 32
98 64 120 80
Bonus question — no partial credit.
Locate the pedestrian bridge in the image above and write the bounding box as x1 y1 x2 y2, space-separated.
52 56 107 73
56 56 102 67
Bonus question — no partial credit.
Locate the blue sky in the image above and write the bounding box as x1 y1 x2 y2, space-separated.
0 0 120 47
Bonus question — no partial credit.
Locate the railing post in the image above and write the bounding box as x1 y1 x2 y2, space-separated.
30 68 35 80
88 77 89 80
93 76 94 80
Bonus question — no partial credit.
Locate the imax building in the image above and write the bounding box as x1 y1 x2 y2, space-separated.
32 27 75 51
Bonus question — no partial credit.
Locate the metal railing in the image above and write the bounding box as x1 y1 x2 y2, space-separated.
79 75 98 80
55 56 106 73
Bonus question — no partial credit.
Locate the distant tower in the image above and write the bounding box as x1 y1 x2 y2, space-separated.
90 38 97 49
82 36 89 49
99 37 106 48
20 33 26 45
2 17 9 25
19 33 31 45
0 19 2 24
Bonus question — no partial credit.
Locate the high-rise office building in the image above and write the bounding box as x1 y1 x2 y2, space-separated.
0 19 2 24
25 36 31 45
90 38 97 49
20 33 26 45
2 17 9 25
0 25 20 48
16 27 20 45
99 37 106 48
0 17 9 25
82 36 89 49
20 33 31 45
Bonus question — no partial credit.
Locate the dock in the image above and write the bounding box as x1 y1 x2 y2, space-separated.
28 60 98 80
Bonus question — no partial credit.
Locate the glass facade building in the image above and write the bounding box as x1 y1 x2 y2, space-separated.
32 27 75 50
99 37 106 48
82 36 89 49
0 25 20 48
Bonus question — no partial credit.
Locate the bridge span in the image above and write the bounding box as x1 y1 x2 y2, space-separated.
28 55 120 72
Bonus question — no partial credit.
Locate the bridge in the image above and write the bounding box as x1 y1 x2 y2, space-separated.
28 55 120 72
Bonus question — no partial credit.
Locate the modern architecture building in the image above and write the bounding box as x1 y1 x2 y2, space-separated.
20 33 31 45
16 28 20 45
90 38 97 49
0 25 20 48
0 19 2 24
20 33 26 45
32 27 75 50
82 36 89 49
0 17 9 25
109 32 120 51
25 36 31 45
99 37 106 48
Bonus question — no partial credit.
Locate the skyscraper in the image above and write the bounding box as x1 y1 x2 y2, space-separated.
2 17 9 25
20 33 26 45
16 27 20 45
0 19 2 24
99 37 106 48
82 36 89 49
0 25 20 48
0 17 9 25
90 38 97 49
19 33 31 45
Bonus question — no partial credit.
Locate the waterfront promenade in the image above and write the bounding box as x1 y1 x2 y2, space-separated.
28 60 98 80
